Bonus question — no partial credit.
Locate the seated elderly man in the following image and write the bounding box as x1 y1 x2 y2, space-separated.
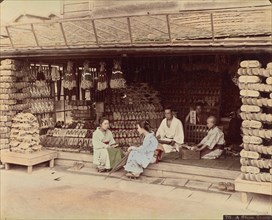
192 116 225 159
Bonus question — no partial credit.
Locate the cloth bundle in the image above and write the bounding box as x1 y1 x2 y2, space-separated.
239 60 272 183
9 113 42 153
51 67 61 81
110 60 126 89
97 62 108 91
63 61 76 90
80 61 93 90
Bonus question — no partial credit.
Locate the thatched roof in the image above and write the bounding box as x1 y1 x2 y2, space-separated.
0 5 271 57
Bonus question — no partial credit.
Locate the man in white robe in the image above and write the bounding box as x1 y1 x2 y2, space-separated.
156 107 184 153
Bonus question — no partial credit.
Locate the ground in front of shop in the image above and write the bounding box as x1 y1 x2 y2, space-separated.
1 164 271 220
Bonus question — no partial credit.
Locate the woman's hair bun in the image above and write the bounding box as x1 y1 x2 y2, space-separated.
138 120 152 132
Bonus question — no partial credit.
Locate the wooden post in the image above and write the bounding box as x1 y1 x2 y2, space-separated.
127 17 133 45
27 166 33 174
49 159 55 168
210 13 215 42
91 20 99 46
31 24 40 47
166 14 172 43
4 163 10 170
241 192 248 203
59 22 68 47
5 26 14 49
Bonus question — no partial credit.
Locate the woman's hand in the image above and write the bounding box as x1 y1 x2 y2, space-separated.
128 146 136 152
110 143 119 148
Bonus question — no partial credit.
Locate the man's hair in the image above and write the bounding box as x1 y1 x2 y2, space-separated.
164 106 172 112
207 116 217 125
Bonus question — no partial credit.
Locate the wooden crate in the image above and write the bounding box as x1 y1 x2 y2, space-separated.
1 149 58 174
179 148 200 160
235 174 272 203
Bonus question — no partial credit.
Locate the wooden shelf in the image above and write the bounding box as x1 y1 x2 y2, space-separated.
1 149 58 174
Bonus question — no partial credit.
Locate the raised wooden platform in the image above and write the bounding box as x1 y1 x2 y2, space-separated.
235 174 272 203
1 150 58 174
54 151 240 184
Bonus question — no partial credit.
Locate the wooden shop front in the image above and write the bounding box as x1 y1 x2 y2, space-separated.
0 5 271 199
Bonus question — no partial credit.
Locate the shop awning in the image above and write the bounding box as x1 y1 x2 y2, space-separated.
1 5 271 58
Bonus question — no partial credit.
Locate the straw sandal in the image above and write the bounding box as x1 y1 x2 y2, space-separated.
96 166 108 173
126 172 140 179
240 149 260 159
242 120 262 129
240 60 261 68
218 182 235 192
240 90 260 98
241 165 260 174
241 105 261 113
266 77 272 85
239 76 261 84
243 136 262 145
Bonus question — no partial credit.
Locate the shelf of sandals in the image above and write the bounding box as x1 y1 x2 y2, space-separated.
237 60 272 195
0 59 30 155
41 120 95 153
157 74 222 122
40 61 106 154
104 83 164 150
29 65 55 136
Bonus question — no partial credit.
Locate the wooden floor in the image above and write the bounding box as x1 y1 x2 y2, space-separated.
162 153 240 171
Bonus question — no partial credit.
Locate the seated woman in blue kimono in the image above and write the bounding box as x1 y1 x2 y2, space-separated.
124 120 158 179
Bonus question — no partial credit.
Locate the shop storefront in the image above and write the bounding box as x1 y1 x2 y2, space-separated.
0 5 271 199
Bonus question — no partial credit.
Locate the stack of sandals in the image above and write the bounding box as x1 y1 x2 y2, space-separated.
0 59 30 151
238 60 272 184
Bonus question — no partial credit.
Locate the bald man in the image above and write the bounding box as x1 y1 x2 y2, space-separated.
192 116 225 159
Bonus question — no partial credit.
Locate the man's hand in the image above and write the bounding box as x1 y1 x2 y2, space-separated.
191 146 200 151
170 141 176 146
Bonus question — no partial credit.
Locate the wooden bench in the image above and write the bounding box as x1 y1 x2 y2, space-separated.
1 149 58 174
235 174 272 203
